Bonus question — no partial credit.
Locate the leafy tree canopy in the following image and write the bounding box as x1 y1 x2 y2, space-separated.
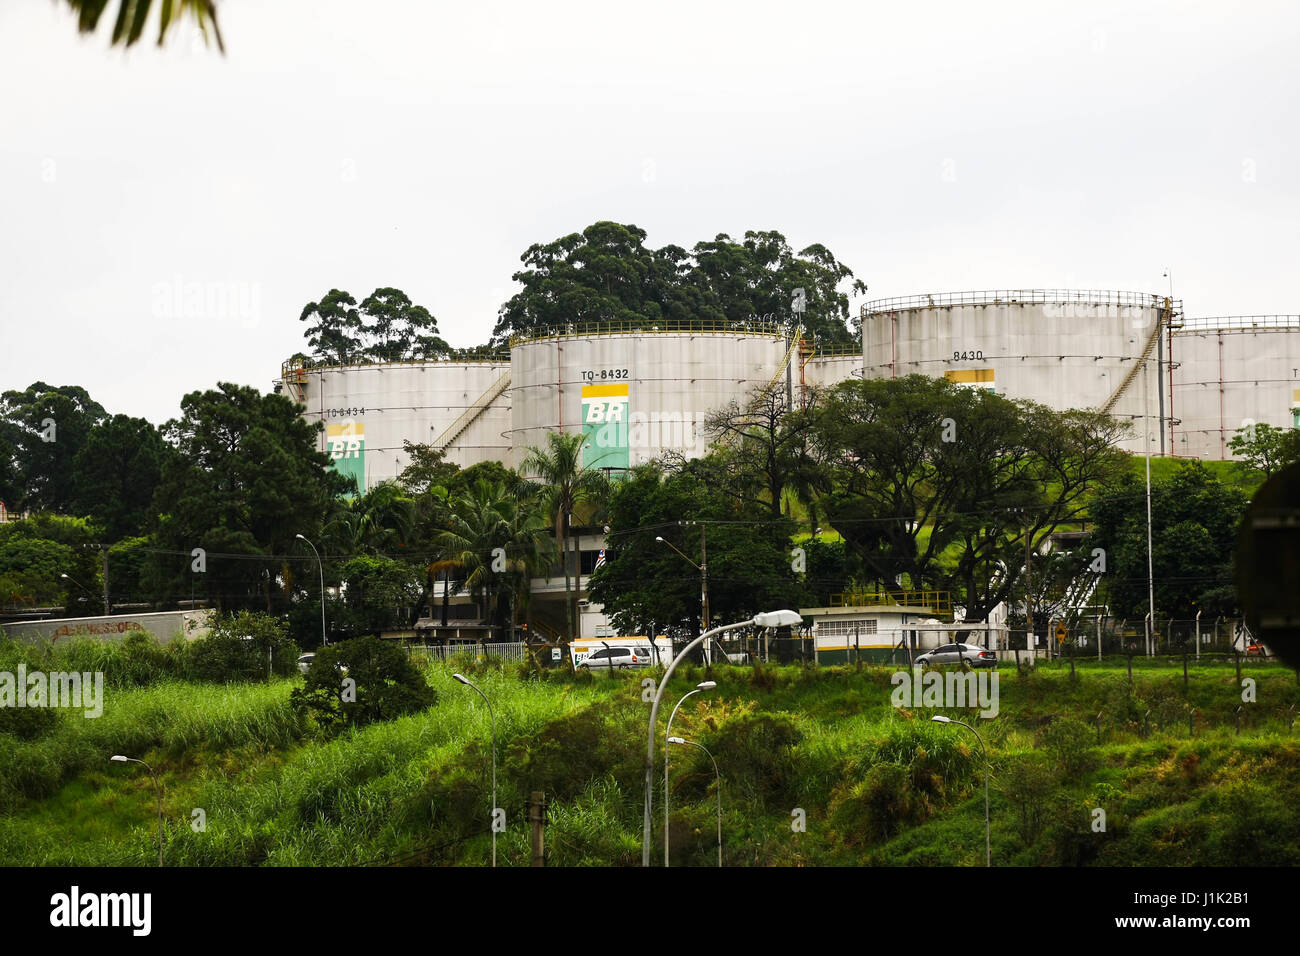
299 287 450 365
149 382 347 611
0 382 107 514
1228 422 1300 478
1090 460 1248 619
492 222 866 347
587 459 806 639
807 375 1129 621
69 414 171 542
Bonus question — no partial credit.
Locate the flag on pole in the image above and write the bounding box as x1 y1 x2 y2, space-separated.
594 548 606 570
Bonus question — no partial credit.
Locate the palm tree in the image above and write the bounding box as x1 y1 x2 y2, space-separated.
62 0 224 52
520 432 611 644
323 481 417 556
437 479 551 641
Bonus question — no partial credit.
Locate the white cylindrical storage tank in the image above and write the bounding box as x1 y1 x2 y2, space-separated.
861 290 1174 455
1171 317 1300 460
802 347 862 392
280 358 512 488
508 322 791 469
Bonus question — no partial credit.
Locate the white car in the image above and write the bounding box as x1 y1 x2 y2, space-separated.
576 646 654 670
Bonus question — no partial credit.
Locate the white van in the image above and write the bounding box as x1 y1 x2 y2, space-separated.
571 636 674 670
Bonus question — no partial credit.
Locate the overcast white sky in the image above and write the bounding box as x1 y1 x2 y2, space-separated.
2 0 1297 425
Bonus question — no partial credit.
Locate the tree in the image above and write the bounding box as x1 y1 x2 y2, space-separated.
397 441 460 497
437 479 551 640
493 222 687 342
69 414 170 542
1090 460 1248 619
587 460 806 639
1228 422 1300 478
491 222 867 345
807 375 1129 621
323 481 417 557
290 635 437 734
702 382 819 519
299 289 364 365
332 555 425 637
183 611 298 682
0 383 107 514
149 382 347 612
688 231 866 345
300 287 452 365
358 287 450 362
61 0 224 52
0 515 103 612
520 433 610 643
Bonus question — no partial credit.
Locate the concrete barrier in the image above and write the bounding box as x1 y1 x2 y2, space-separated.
0 608 214 646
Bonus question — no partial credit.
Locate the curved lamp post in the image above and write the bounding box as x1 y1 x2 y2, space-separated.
110 755 163 866
295 534 327 647
668 736 722 867
643 610 802 866
664 680 715 866
59 572 95 608
454 673 497 867
931 716 989 866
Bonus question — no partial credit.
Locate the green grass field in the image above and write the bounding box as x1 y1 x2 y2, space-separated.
1 655 1297 866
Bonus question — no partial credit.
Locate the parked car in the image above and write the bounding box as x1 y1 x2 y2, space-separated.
576 646 654 670
914 643 997 669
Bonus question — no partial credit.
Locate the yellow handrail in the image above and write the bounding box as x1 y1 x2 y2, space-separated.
508 316 791 346
828 589 953 612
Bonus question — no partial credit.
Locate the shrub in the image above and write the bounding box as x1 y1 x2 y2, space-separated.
181 611 298 683
0 702 61 740
1038 716 1097 779
710 711 802 806
290 635 437 733
828 762 921 847
996 753 1059 843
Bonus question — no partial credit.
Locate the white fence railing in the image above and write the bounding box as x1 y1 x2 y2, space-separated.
408 642 529 663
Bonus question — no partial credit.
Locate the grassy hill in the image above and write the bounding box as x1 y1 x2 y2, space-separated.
2 652 1298 866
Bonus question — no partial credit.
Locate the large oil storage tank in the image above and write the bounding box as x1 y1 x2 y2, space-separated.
279 357 512 489
508 320 794 470
1170 316 1300 460
801 344 862 393
860 290 1177 454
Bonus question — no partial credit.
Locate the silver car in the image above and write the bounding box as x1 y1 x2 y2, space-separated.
914 643 997 668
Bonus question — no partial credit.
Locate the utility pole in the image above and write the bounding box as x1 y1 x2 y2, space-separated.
1024 518 1033 660
1144 357 1156 658
700 524 709 632
85 543 110 614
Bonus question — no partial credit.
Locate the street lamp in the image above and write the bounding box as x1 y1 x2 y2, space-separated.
664 680 716 866
295 534 327 647
930 716 990 866
655 529 709 633
59 572 95 608
668 736 722 867
643 610 802 866
453 673 498 867
110 755 163 866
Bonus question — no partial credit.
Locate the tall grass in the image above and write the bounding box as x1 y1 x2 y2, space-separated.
3 659 1299 866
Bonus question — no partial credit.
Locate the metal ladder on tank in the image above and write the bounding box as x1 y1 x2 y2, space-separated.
431 370 511 453
1099 303 1175 416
